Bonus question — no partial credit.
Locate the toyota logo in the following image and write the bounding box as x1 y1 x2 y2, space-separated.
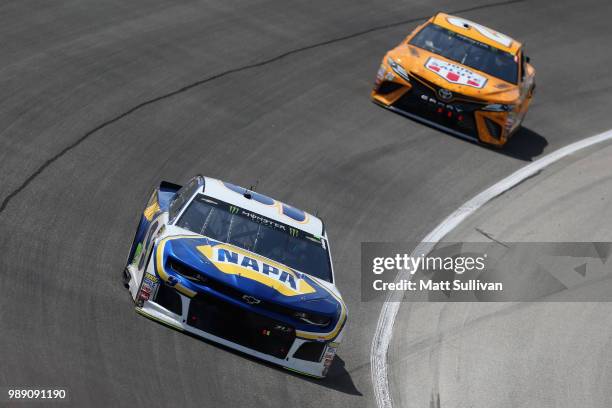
242 295 261 305
437 88 453 101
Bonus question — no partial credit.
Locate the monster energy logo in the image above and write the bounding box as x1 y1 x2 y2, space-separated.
227 204 298 237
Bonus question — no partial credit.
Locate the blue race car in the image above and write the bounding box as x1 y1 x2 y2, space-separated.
123 175 347 377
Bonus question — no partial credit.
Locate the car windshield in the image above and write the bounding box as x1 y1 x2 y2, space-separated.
175 194 333 282
410 23 518 84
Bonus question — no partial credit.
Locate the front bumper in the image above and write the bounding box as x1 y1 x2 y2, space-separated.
372 63 517 147
136 279 340 378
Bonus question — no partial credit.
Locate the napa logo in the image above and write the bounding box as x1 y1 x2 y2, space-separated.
197 243 316 296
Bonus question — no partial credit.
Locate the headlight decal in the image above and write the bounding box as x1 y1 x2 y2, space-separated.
482 103 514 112
387 57 410 82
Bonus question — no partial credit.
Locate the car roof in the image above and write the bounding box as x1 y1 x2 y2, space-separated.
431 13 521 55
199 176 325 237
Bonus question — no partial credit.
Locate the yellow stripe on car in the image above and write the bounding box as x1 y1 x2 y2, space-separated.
295 285 347 341
156 235 346 340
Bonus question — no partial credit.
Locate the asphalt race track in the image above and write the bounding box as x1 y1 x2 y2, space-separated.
1 0 612 407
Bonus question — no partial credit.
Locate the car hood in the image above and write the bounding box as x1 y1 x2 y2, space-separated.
390 45 519 103
154 234 340 316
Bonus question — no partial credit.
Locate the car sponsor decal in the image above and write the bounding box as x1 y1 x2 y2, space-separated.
446 16 513 48
144 273 159 284
197 243 316 296
322 343 338 376
424 57 487 89
156 235 346 341
220 180 310 224
137 273 159 305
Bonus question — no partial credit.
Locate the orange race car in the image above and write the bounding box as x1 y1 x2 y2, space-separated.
372 12 535 146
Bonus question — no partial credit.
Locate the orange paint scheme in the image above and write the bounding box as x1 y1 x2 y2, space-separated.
371 12 535 146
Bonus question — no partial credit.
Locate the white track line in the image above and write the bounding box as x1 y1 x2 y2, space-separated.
371 129 612 408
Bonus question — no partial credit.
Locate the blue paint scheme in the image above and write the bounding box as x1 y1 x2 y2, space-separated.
158 181 181 211
127 181 181 265
156 236 341 334
281 203 307 222
127 214 149 265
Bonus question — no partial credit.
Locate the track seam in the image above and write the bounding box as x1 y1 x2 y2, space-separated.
0 0 524 214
